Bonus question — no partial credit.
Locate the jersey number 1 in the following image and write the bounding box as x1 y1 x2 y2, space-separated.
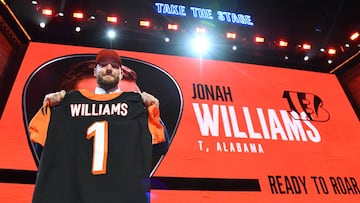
87 121 108 175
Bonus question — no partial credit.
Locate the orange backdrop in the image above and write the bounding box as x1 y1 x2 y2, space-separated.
0 42 359 202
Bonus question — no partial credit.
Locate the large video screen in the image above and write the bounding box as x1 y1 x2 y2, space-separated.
0 42 359 202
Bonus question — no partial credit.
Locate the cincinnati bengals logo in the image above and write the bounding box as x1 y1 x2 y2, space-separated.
283 91 330 122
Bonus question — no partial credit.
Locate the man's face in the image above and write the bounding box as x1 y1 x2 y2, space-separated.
94 57 122 90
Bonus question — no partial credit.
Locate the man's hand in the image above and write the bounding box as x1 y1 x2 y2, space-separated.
43 90 66 107
140 91 159 108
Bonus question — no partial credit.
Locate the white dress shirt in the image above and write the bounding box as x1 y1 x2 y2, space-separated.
94 86 121 94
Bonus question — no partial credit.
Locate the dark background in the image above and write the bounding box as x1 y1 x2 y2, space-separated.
6 0 359 73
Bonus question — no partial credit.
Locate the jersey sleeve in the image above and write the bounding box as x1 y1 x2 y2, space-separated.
147 104 165 144
28 102 51 146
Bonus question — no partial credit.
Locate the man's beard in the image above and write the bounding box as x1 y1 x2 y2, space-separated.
97 74 120 90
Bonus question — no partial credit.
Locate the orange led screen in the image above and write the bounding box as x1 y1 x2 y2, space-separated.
0 42 359 202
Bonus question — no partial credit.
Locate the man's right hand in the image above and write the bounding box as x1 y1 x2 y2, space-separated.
43 90 66 107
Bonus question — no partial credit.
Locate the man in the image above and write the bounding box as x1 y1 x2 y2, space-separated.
33 58 169 162
65 61 169 157
29 49 165 203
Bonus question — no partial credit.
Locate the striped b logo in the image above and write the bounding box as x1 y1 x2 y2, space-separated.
283 91 330 122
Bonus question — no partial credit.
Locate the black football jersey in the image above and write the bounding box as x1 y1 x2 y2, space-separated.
30 90 154 203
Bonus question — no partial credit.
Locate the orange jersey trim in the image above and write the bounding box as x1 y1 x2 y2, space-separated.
147 104 165 144
28 101 51 146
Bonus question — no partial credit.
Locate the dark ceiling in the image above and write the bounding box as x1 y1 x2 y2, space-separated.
7 0 360 73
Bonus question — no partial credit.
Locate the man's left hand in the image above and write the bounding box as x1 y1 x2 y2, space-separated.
140 91 159 108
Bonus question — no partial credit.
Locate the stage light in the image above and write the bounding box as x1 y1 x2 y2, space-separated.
284 56 289 60
90 15 96 20
167 24 178 30
279 40 288 47
339 45 345 52
73 12 84 19
31 1 38 5
304 56 309 61
350 32 359 41
255 36 265 43
320 48 326 52
107 29 116 39
226 32 236 39
232 45 237 51
58 12 64 17
139 20 151 27
164 37 170 42
327 48 336 55
75 26 81 32
107 16 118 23
327 59 333 64
42 9 53 16
196 27 206 33
345 43 350 48
39 22 46 28
191 35 210 54
302 43 311 50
